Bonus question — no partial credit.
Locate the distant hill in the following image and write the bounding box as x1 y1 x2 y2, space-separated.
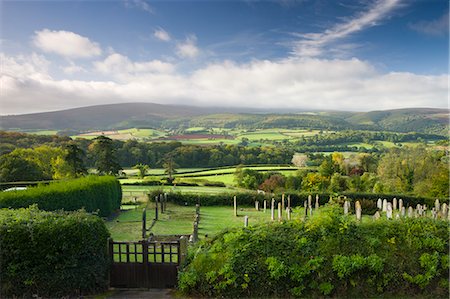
1 103 448 135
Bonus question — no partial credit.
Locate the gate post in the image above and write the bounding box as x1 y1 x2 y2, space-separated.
142 239 149 289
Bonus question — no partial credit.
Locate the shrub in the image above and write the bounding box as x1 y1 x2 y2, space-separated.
0 176 121 217
0 206 110 297
178 204 449 298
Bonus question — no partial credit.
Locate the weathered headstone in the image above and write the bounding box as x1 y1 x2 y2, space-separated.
287 195 291 209
315 195 319 210
431 208 437 219
286 208 291 220
355 201 362 221
271 199 275 221
309 205 313 217
304 200 308 218
373 211 381 220
282 193 285 211
264 200 267 213
382 199 387 212
255 201 259 211
278 202 282 220
441 203 448 219
398 199 403 212
234 196 237 217
416 204 422 217
435 199 441 213
377 198 382 210
308 195 312 208
244 215 249 227
386 203 393 219
344 201 349 215
393 198 397 211
408 206 413 218
401 206 406 217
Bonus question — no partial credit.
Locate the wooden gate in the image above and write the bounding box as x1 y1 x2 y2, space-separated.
109 239 183 288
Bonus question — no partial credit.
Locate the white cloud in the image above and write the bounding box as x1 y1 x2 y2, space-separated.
409 13 449 36
93 53 175 80
154 28 171 42
293 0 401 57
33 29 102 58
124 0 153 14
1 52 447 115
176 35 200 59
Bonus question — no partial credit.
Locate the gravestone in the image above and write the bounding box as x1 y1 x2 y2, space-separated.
441 203 448 219
234 196 237 217
386 203 393 219
308 195 312 209
315 195 319 210
304 200 308 218
287 195 291 209
382 199 387 212
278 202 282 221
401 206 406 217
435 199 440 213
377 198 382 210
355 201 362 221
309 205 313 217
373 211 381 220
393 198 397 211
244 216 249 227
416 204 422 217
343 201 349 215
431 208 437 219
398 199 403 212
271 199 275 221
264 200 267 213
255 201 259 211
408 206 413 218
282 193 285 211
286 208 291 220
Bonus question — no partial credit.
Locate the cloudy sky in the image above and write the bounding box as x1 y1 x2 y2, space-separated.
0 0 448 115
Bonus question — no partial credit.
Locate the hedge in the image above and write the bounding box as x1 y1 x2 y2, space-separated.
0 176 121 217
153 190 446 215
0 206 110 297
178 204 449 298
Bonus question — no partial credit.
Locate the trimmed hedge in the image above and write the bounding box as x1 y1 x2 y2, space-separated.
179 204 450 298
156 191 446 215
0 176 121 217
0 206 110 297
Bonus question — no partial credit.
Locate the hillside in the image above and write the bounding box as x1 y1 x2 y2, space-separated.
1 103 448 135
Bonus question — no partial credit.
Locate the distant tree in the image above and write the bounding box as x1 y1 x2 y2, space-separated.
291 153 308 167
133 163 149 179
63 142 87 177
91 136 122 175
0 154 45 182
162 155 178 184
259 174 286 193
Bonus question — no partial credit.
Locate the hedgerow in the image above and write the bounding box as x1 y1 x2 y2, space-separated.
0 176 121 217
0 206 110 298
178 203 449 298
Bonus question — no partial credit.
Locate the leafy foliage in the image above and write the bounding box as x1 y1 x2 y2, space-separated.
178 204 449 297
0 176 121 217
0 206 110 297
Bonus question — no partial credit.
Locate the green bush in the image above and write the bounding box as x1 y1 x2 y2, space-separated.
0 206 110 297
178 204 449 298
0 176 121 217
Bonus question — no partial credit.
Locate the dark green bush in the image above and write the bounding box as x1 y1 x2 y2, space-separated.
0 176 121 217
0 206 110 298
178 204 449 298
203 181 226 187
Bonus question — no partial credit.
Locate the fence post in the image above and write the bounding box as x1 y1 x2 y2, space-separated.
155 196 159 220
142 208 147 239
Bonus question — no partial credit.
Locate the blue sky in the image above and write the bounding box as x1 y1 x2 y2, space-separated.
1 0 448 114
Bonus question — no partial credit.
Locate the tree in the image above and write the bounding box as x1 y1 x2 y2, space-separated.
163 155 178 184
91 136 122 175
259 174 286 193
0 154 45 182
291 153 308 167
133 163 149 179
63 142 87 177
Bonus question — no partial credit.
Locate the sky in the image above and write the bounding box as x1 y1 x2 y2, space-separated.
0 0 448 115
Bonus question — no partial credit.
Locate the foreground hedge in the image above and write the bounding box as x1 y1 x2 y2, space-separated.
155 191 445 215
179 204 449 298
0 176 121 217
0 206 110 297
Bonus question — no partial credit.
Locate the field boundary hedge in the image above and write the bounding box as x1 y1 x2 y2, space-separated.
0 176 121 217
0 206 110 297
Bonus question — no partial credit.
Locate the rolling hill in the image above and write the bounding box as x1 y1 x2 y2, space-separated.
0 103 448 135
